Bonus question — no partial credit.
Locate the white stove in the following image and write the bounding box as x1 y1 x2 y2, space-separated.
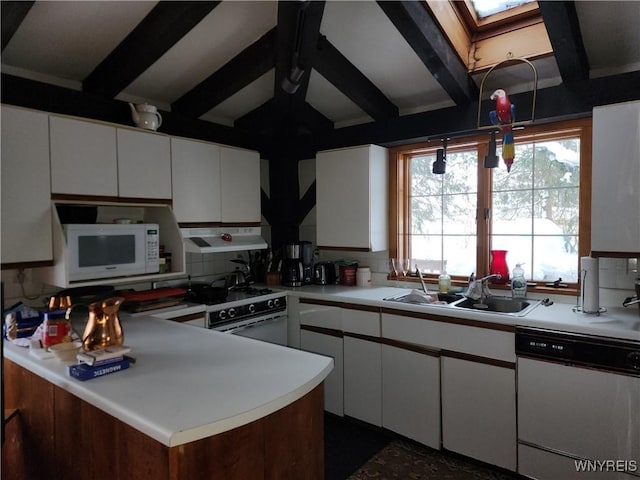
153 278 288 346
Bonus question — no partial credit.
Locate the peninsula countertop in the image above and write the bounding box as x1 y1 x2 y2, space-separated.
3 315 333 447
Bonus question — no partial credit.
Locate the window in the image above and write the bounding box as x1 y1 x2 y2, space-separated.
389 119 591 293
468 0 535 19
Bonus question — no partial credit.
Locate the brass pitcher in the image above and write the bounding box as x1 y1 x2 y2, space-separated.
82 297 125 351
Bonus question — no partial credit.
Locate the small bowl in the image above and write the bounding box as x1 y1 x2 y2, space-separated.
48 341 83 362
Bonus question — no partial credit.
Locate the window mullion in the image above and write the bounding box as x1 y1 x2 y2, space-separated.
477 141 491 277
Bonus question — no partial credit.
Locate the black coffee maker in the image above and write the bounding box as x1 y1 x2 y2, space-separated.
300 241 314 285
282 243 304 287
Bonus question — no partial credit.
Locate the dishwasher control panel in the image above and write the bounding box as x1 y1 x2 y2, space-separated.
516 327 640 376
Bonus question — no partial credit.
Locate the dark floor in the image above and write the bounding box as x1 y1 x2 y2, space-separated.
324 413 392 480
323 413 522 480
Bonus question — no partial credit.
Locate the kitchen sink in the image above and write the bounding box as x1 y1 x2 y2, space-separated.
451 296 540 316
383 290 458 306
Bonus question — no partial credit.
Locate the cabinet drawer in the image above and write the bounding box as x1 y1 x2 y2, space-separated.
381 312 515 362
341 305 380 336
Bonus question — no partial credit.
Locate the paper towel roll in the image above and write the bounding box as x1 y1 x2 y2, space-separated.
580 256 600 313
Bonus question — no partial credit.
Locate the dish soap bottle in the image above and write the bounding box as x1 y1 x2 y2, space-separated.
438 271 451 294
511 263 527 299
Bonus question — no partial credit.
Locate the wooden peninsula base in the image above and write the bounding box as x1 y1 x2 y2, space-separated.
2 359 325 480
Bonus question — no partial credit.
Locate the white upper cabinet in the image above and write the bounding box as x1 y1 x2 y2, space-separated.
591 100 640 254
1 106 52 265
220 146 261 223
117 128 171 200
316 144 388 251
171 137 221 223
50 116 118 197
50 116 173 200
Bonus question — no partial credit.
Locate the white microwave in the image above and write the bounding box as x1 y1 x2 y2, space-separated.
64 224 160 282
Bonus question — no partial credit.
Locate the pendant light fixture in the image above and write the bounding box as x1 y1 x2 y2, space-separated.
281 2 309 94
484 130 500 168
432 139 447 174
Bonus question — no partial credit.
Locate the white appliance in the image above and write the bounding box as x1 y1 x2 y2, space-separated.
207 290 288 346
516 327 640 479
65 223 159 282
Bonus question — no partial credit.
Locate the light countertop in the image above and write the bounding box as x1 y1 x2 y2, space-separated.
281 285 640 341
4 315 333 447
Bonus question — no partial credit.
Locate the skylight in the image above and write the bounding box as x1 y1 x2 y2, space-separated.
469 0 535 18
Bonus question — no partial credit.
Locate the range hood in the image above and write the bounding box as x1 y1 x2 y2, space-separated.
181 226 267 254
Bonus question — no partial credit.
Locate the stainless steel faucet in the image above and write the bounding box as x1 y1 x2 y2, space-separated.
478 273 502 284
464 273 501 301
478 274 501 303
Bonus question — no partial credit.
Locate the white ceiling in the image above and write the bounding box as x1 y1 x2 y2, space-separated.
2 1 639 130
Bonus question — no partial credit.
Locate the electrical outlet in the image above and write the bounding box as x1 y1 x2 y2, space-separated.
15 269 26 284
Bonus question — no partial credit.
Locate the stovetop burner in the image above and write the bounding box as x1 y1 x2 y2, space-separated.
231 286 274 296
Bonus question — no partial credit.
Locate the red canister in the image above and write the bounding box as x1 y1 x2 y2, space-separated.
42 309 71 347
339 265 358 286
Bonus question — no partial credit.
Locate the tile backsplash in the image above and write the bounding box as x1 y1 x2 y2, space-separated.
2 255 638 310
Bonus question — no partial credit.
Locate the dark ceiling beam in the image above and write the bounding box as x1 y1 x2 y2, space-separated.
234 97 333 137
314 35 398 121
538 1 589 83
1 1 34 51
298 102 334 134
377 0 478 105
1 73 265 151
83 1 220 98
172 27 277 118
235 99 277 134
240 2 327 139
305 70 640 153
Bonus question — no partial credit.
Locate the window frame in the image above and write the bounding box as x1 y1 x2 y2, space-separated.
388 118 592 295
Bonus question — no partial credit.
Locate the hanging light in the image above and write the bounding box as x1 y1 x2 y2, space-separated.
484 130 500 168
432 139 447 174
281 3 308 94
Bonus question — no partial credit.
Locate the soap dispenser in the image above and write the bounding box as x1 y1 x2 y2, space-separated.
511 263 527 299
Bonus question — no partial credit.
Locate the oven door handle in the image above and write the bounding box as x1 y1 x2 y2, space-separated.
223 315 285 334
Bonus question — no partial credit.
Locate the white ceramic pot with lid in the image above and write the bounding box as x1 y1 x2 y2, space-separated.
129 103 162 131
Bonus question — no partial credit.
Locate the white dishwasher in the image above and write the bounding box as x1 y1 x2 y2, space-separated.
516 327 640 479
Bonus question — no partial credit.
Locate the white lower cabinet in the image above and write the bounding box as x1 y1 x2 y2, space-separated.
298 300 344 416
342 306 382 425
300 328 344 416
343 335 382 426
441 355 517 471
381 344 440 449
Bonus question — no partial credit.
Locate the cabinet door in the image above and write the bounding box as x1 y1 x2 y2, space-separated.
381 344 440 449
171 137 221 223
316 146 371 249
220 146 261 223
592 100 640 253
117 129 171 199
300 329 343 416
441 356 517 471
1 106 53 264
316 145 387 250
343 336 382 426
50 116 118 196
